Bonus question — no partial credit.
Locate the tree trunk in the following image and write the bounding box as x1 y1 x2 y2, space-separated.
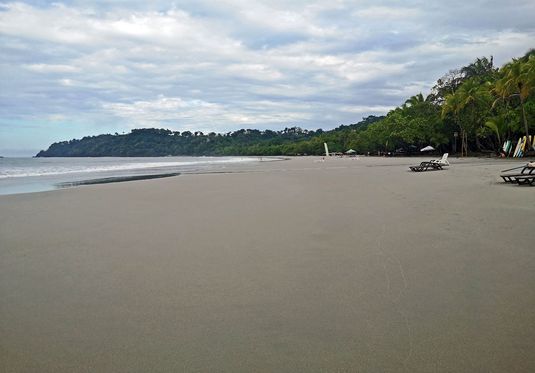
475 135 483 152
460 128 464 157
464 130 468 157
460 128 467 157
521 97 531 148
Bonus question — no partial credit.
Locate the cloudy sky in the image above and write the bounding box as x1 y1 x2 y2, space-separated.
0 1 534 155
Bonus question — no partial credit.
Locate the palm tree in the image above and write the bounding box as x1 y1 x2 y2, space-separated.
442 79 491 156
494 56 535 147
456 79 493 152
442 92 467 156
403 93 425 108
457 79 491 108
484 115 509 149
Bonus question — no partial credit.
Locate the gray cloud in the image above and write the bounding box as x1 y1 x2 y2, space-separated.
0 0 534 153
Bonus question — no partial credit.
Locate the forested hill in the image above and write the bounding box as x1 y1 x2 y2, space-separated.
35 116 384 157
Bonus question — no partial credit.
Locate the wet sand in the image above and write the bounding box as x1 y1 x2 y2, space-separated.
1 156 534 372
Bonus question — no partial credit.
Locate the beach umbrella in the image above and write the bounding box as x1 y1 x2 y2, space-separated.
420 145 435 152
345 149 356 154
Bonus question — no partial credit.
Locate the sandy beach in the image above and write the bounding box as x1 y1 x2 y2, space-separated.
1 156 534 372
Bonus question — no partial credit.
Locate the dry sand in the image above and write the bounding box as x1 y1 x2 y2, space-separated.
1 156 534 372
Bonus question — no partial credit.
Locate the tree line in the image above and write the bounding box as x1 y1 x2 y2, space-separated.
37 50 534 157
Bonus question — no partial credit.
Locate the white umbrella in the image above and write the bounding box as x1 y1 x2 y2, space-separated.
345 149 356 154
420 145 435 152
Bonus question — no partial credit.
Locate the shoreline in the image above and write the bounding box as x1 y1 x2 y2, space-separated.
0 156 287 196
0 155 532 197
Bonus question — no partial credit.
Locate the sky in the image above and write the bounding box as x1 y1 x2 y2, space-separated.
0 1 534 156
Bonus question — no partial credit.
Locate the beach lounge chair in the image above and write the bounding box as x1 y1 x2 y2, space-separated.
514 175 535 186
430 153 449 166
409 153 450 172
500 163 535 183
409 161 443 172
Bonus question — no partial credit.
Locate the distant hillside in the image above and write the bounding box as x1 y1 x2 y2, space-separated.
35 116 384 157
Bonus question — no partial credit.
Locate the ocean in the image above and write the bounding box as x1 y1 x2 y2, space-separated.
0 156 263 195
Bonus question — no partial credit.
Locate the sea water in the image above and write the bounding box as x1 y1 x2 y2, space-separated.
0 156 262 195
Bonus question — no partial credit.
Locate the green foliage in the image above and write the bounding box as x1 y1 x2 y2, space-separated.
494 52 535 145
36 127 326 157
484 115 508 146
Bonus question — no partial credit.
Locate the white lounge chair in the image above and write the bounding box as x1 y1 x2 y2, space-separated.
430 153 449 166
